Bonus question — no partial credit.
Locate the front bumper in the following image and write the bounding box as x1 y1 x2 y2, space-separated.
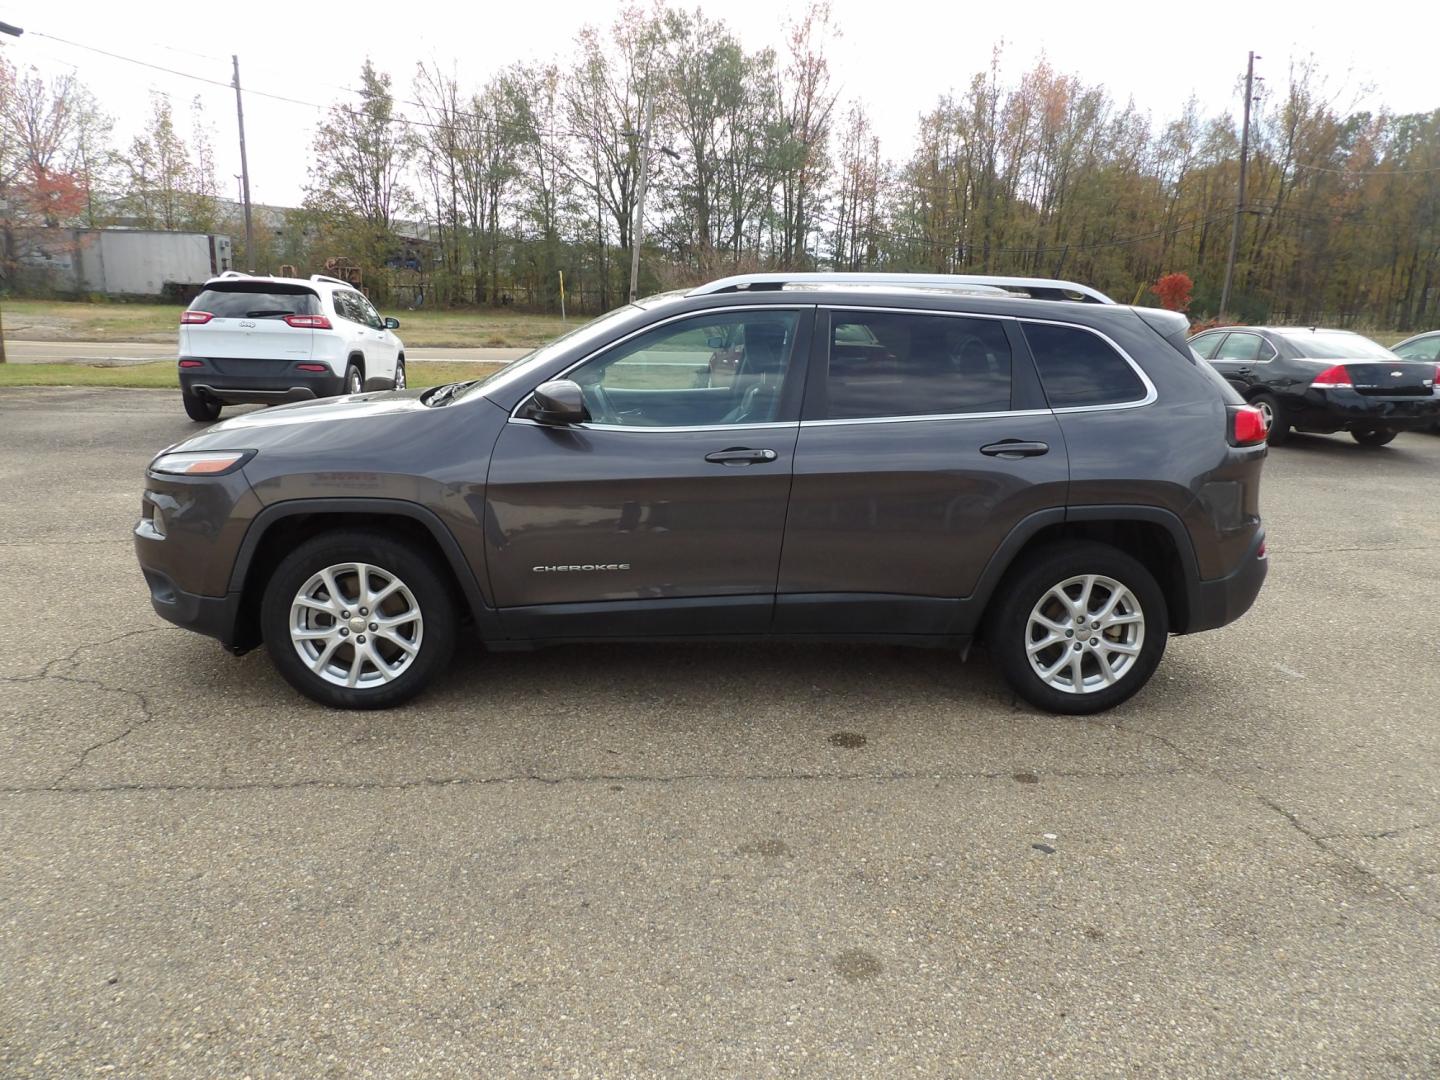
139 563 247 652
1186 531 1268 634
1289 389 1440 432
180 359 344 405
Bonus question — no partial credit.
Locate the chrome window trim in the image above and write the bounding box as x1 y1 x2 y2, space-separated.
801 409 1052 428
817 305 1157 418
507 304 810 426
506 417 798 433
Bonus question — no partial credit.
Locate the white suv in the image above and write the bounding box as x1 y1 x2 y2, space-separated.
177 272 406 421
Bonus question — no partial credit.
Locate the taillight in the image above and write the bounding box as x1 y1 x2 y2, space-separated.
181 311 213 325
1311 364 1351 389
296 363 328 372
178 359 203 368
283 314 332 329
1229 404 1267 446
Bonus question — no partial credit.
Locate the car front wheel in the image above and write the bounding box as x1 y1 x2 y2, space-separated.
987 543 1168 715
260 531 457 709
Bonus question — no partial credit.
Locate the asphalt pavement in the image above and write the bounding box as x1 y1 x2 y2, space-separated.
1 387 1438 1078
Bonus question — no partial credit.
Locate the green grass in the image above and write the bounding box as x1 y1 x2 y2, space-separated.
0 360 504 390
2 299 570 348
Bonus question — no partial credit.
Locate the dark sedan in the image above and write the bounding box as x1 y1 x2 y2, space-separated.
1189 326 1440 445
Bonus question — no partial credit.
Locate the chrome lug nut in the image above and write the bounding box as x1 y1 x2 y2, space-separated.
340 628 349 637
368 623 377 632
357 635 366 644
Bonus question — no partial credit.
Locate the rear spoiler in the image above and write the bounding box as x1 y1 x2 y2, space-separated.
1131 307 1196 362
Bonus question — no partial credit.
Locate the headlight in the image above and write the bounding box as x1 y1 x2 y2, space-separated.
148 450 255 476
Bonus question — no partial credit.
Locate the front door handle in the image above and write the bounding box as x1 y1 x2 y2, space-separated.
704 447 777 466
979 440 1049 459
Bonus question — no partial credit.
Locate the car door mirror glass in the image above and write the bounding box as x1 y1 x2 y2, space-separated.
530 379 589 425
384 317 400 330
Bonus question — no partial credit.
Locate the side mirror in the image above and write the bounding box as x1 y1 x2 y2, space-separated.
530 379 589 425
706 335 727 349
384 317 401 330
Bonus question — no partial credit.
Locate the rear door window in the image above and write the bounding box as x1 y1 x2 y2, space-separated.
819 311 1013 420
1213 333 1263 361
189 287 319 319
1022 323 1148 408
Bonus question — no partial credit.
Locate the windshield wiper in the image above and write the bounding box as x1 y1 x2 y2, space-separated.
425 380 478 407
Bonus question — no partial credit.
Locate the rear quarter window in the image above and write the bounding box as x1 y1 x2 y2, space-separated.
1022 323 1148 408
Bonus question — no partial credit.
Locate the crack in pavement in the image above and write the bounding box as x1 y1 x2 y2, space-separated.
0 764 1194 796
1315 818 1440 842
1077 713 1440 926
3 627 173 785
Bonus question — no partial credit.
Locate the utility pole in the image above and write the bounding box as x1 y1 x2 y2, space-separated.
628 91 654 304
1220 51 1258 320
231 55 255 271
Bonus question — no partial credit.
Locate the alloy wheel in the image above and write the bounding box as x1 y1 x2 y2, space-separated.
1024 574 1145 694
289 562 423 688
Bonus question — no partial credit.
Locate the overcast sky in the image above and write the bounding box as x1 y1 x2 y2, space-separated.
6 0 1433 208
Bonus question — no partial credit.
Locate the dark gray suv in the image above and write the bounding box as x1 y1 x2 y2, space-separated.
134 273 1269 715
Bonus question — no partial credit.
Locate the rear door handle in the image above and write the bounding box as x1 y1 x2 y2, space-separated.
979 440 1049 459
704 447 777 466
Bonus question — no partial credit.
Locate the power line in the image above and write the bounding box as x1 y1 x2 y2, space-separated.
1289 159 1440 177
29 29 584 143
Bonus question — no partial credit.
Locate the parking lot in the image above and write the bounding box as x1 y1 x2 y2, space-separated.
2 385 1438 1076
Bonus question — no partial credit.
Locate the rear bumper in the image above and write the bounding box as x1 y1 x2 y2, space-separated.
180 359 343 405
1287 389 1440 432
1185 532 1267 634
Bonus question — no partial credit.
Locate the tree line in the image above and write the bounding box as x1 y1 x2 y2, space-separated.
2 6 1438 329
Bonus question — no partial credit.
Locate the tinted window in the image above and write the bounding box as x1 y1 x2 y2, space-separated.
189 287 319 319
1392 337 1440 362
1213 333 1263 361
822 312 1012 420
357 295 384 329
1023 323 1147 408
560 310 800 428
335 292 367 324
1189 333 1225 359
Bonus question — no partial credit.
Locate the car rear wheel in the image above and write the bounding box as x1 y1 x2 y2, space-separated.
260 531 457 709
344 362 364 396
1351 427 1397 447
394 356 407 391
1252 392 1290 445
182 389 221 422
986 543 1168 715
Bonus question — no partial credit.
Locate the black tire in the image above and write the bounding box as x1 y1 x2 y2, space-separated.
1351 427 1397 447
260 531 457 709
393 356 407 391
182 389 221 422
343 362 364 397
985 542 1168 716
1251 392 1290 445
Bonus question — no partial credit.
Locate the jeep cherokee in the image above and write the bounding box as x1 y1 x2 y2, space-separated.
135 273 1268 715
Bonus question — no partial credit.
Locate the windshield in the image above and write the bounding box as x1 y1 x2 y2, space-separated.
1278 332 1395 360
457 304 644 399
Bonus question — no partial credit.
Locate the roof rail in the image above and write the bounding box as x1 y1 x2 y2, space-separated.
216 270 252 279
309 274 353 288
688 272 1115 305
